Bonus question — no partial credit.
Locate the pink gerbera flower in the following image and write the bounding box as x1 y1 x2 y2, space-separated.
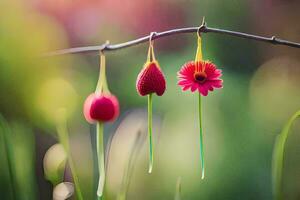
177 61 223 96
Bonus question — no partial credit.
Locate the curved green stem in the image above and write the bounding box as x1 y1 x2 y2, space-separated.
198 93 205 179
68 156 83 200
56 117 83 200
117 131 145 200
96 122 105 199
272 110 300 200
148 94 153 173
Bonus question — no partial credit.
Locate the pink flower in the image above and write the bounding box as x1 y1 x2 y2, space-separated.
177 61 223 96
83 93 119 123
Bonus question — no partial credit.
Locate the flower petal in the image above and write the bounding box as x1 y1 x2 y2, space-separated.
191 83 198 92
198 86 208 96
182 85 191 91
210 80 223 88
178 79 192 86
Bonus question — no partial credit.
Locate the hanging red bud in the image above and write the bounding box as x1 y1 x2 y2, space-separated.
83 93 119 123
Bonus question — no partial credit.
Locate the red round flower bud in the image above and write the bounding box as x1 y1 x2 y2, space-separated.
136 62 166 96
83 93 119 123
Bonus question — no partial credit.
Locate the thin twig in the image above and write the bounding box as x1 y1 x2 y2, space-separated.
43 23 300 57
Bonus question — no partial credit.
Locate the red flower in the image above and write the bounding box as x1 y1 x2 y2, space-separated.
83 93 119 123
177 61 223 96
136 61 166 96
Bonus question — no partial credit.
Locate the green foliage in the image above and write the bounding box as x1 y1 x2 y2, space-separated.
0 116 37 200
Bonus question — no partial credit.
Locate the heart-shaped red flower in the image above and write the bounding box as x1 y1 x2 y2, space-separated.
136 61 166 96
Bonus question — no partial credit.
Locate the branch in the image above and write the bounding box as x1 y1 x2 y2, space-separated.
43 23 300 57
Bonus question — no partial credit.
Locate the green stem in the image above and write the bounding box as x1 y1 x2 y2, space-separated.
96 122 105 199
272 110 300 200
68 156 83 200
0 117 16 200
148 94 153 173
117 131 144 200
198 93 205 179
56 117 83 200
96 52 110 94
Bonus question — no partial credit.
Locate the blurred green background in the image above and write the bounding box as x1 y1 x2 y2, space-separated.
0 0 300 199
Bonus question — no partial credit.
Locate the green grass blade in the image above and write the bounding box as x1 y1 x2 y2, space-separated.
56 114 83 200
272 110 300 200
11 123 38 200
0 115 16 200
117 129 146 200
1 119 38 200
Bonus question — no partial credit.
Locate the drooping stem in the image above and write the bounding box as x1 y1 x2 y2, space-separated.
148 93 153 173
147 34 156 63
198 93 205 179
96 51 110 94
96 122 105 199
195 35 203 62
56 114 83 200
94 50 109 200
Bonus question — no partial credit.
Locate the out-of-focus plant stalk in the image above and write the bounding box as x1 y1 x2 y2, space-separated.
56 111 83 200
0 116 16 200
272 110 300 200
174 177 182 200
117 130 145 200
